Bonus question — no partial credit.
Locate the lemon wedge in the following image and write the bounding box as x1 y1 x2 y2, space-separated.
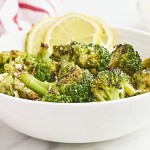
25 13 114 55
44 13 102 53
93 17 114 49
25 17 56 55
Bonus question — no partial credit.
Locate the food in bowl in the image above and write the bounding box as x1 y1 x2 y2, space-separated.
0 41 149 102
0 13 150 103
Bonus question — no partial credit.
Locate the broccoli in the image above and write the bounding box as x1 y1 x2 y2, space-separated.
142 57 150 70
109 44 142 76
17 63 93 103
33 43 58 82
0 73 39 100
0 67 4 74
0 50 37 75
0 51 11 66
0 73 15 96
18 72 50 96
72 42 110 74
58 70 93 103
42 94 72 103
42 62 94 103
14 77 39 100
34 62 57 82
52 41 90 62
57 61 80 79
0 50 41 99
91 69 136 101
133 70 150 94
52 41 110 75
51 43 73 62
1 41 149 103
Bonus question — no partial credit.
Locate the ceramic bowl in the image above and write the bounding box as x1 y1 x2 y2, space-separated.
0 26 150 143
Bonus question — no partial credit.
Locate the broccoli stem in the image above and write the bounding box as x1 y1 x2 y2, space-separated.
124 83 136 96
18 72 48 96
34 78 50 90
37 43 51 63
105 88 120 100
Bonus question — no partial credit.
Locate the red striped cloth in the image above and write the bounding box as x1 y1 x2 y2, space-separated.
0 0 63 35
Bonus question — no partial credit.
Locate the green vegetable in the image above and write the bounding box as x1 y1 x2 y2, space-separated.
72 42 110 75
52 41 110 75
42 62 94 103
0 73 15 96
18 72 50 96
109 44 142 76
142 57 150 69
0 42 149 103
0 50 37 75
34 43 58 82
91 69 136 101
133 70 150 94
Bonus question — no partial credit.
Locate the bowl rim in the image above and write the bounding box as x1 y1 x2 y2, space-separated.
0 25 150 106
112 25 150 35
0 91 150 106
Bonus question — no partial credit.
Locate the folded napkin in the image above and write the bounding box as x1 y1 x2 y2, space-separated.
0 0 63 35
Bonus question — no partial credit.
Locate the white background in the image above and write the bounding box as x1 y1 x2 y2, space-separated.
63 0 144 30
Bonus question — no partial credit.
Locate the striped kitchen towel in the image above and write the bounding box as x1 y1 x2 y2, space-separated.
0 0 63 35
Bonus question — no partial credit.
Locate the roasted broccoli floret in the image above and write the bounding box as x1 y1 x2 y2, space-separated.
59 71 93 102
52 41 110 75
51 41 90 62
33 43 58 82
57 61 79 79
42 62 94 103
91 69 136 101
0 50 37 75
0 73 39 100
0 73 15 96
0 51 11 66
109 44 142 76
14 77 39 100
142 57 150 70
133 70 150 94
72 42 110 74
42 94 72 103
34 62 57 82
51 44 73 62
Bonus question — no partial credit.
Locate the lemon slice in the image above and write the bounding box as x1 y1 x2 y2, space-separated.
25 17 56 55
44 13 102 52
93 17 114 49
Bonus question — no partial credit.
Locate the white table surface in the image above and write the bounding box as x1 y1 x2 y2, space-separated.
1 0 150 149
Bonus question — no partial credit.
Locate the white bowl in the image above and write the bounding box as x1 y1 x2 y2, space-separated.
0 26 150 143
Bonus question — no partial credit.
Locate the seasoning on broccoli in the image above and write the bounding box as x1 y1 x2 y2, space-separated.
109 44 142 76
0 42 149 103
52 41 110 75
133 70 150 94
142 57 150 70
72 42 110 74
51 43 73 62
91 69 136 101
0 50 37 75
42 62 94 103
0 73 39 100
34 43 58 82
0 73 15 96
